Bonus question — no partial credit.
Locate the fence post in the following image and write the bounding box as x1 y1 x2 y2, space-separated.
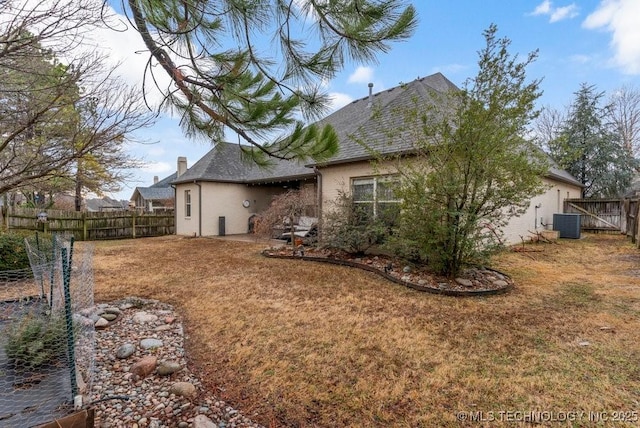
49 236 56 310
82 212 87 241
132 211 136 239
60 246 79 400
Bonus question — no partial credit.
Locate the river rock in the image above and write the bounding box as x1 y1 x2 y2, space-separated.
130 355 157 379
116 343 136 359
132 311 158 324
156 360 182 376
169 381 197 398
140 338 163 349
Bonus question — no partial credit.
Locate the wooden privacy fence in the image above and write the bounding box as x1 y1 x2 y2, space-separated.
3 207 174 240
563 198 640 247
563 198 623 232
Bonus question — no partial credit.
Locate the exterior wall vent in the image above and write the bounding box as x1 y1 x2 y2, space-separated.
553 213 581 239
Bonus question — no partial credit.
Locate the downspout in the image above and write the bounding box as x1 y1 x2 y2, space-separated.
195 181 202 237
314 167 323 242
170 184 176 235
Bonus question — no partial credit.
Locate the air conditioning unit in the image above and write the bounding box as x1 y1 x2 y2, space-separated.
553 213 581 239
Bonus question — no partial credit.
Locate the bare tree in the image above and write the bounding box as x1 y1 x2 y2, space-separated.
533 105 566 151
0 1 156 198
608 85 640 160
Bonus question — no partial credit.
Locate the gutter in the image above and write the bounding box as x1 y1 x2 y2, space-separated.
170 184 176 236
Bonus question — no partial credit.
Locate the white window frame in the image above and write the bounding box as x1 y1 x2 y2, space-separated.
351 175 400 219
184 189 191 218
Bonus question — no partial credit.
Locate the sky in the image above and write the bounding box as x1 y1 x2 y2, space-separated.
92 0 640 201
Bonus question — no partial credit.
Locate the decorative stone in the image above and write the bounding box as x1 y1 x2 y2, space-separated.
438 282 448 289
165 316 176 324
455 278 474 287
140 338 163 349
95 317 110 329
401 275 411 282
133 311 158 324
116 343 136 359
403 265 412 273
130 355 157 379
493 280 508 287
169 381 197 398
578 341 590 347
192 415 216 428
154 324 172 332
156 360 182 376
103 307 122 315
101 313 118 321
417 279 427 286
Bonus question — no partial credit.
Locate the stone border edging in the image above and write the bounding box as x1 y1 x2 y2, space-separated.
261 251 512 297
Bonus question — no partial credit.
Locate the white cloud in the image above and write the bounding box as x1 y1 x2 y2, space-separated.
532 0 552 15
146 147 167 157
530 1 579 22
142 161 173 174
327 92 354 112
569 54 592 64
550 4 579 22
583 0 640 74
347 66 375 84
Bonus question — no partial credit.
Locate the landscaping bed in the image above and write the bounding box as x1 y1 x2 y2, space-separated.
262 246 513 296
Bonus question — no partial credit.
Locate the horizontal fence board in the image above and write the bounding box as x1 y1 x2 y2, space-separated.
564 198 622 231
5 207 174 240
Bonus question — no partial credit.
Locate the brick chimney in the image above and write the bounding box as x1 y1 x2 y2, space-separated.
177 157 187 177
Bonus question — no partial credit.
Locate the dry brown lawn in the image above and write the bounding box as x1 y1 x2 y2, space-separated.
92 234 640 427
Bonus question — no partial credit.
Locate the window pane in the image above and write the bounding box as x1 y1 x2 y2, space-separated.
352 179 374 202
377 179 399 202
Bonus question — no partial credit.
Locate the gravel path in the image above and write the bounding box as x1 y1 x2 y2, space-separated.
91 297 264 428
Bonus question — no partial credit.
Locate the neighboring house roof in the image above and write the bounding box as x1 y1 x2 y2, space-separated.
171 142 315 185
136 187 174 201
131 172 177 202
86 197 127 211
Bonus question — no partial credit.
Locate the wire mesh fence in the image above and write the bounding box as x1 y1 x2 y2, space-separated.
0 234 95 427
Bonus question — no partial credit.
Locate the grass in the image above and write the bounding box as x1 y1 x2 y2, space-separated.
92 234 640 427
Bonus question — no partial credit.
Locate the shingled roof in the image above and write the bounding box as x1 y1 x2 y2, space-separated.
310 72 459 166
169 71 582 188
130 172 176 202
171 142 314 185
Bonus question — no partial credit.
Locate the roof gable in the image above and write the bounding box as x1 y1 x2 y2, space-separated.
312 72 459 166
171 142 314 185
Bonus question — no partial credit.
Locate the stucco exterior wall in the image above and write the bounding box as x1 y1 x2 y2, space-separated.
501 177 582 244
319 160 396 214
318 161 583 245
175 181 311 236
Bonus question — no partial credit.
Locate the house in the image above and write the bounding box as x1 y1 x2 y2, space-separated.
131 172 177 212
172 144 316 236
172 72 583 243
85 196 128 212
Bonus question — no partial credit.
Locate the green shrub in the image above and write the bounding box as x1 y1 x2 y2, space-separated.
5 315 68 370
0 231 32 271
321 190 393 255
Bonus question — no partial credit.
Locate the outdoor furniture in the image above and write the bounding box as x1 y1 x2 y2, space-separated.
278 216 318 243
